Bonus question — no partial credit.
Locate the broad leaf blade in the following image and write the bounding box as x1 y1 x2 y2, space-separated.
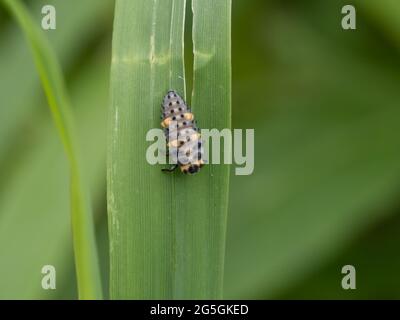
108 0 231 299
109 0 186 299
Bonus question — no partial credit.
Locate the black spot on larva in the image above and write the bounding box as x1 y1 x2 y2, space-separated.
181 114 184 118
168 95 171 99
188 165 199 174
178 107 182 111
172 116 176 120
169 102 172 106
183 121 187 126
174 94 177 97
177 101 180 104
170 110 174 114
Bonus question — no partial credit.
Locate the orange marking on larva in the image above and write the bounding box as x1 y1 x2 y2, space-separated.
167 140 183 148
193 159 204 166
184 113 194 121
161 117 172 128
190 132 200 141
180 164 190 171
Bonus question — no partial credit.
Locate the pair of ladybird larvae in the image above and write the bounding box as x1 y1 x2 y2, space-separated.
160 90 205 175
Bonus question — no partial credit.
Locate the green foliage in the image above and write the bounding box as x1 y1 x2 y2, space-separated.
1 0 102 299
1 0 400 300
108 0 231 299
224 0 400 298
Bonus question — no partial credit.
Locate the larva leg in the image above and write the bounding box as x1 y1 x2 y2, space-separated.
162 164 179 173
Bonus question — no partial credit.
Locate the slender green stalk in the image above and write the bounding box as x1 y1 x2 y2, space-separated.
1 0 102 299
109 0 231 299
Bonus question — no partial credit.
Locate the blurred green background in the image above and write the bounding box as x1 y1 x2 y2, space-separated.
1 0 400 299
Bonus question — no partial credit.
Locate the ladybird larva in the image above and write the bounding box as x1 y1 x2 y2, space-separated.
161 90 205 174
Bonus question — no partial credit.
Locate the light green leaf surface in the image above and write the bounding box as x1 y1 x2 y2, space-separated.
1 0 102 299
108 0 231 299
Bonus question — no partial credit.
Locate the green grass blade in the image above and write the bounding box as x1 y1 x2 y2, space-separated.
109 0 186 299
1 0 102 299
175 0 232 298
108 0 231 299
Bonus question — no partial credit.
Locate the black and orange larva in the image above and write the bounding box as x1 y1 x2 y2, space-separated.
161 90 204 174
